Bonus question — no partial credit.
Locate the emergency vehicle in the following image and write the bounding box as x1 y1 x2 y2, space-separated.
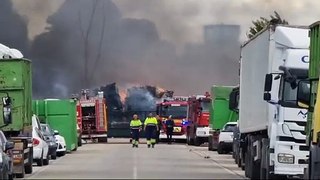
156 96 188 140
77 90 108 143
186 92 211 146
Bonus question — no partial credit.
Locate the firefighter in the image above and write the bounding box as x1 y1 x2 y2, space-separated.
144 113 159 148
155 115 162 143
165 115 175 144
130 114 142 148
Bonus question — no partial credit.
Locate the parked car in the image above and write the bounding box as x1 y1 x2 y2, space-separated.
217 122 238 154
32 115 49 166
41 124 57 160
53 130 66 157
0 131 14 179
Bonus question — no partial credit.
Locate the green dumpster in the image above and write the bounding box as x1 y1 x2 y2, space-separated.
32 99 78 152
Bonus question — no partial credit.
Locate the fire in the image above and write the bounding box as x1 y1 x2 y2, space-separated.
118 89 127 104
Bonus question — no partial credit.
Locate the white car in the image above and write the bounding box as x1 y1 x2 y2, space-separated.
32 115 49 166
217 122 238 154
54 130 66 157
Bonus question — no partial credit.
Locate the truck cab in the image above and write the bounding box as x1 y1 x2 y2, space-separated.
156 96 188 141
186 93 211 146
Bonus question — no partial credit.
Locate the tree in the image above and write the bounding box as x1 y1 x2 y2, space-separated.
247 11 289 39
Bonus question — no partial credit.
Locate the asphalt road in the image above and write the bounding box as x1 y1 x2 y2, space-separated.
24 141 245 179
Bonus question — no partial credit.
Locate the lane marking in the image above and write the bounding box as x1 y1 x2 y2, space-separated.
190 148 246 179
25 155 64 179
133 149 138 179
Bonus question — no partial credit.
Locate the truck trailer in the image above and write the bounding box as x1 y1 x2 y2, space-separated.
208 86 238 153
0 58 33 178
235 24 309 179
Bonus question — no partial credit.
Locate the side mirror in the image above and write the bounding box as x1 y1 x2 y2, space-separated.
264 74 273 92
2 96 12 125
296 80 310 109
53 130 59 136
263 92 271 101
5 141 14 151
229 88 239 110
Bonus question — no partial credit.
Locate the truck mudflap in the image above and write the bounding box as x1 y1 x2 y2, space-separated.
11 137 33 177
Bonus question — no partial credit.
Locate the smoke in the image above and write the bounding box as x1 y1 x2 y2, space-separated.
10 0 319 98
114 0 320 45
124 87 156 111
0 0 29 55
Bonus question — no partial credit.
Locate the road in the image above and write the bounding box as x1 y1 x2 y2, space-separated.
24 140 245 179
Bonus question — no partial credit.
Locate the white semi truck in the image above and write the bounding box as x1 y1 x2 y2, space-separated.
235 24 310 179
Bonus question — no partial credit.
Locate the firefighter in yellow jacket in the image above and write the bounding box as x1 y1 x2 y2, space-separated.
130 114 142 148
144 113 159 148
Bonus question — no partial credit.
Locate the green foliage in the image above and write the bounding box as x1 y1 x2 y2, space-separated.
247 11 289 39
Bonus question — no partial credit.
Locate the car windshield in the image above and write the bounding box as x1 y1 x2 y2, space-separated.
41 125 53 136
160 105 187 119
223 124 237 132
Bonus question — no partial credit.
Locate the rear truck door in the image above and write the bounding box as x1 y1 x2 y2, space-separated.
95 99 107 132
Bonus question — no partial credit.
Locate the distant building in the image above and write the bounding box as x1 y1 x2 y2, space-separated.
203 24 241 45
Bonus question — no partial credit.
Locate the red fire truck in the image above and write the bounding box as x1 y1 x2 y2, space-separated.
77 90 108 143
156 96 188 141
186 93 211 146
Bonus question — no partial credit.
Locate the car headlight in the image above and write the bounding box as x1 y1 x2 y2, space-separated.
278 153 294 164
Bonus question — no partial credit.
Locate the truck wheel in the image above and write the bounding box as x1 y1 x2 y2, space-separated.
98 137 108 143
244 137 250 177
25 163 33 174
8 173 13 180
43 153 49 166
208 136 213 151
15 166 25 178
309 144 320 179
194 137 201 146
187 129 194 145
78 137 82 146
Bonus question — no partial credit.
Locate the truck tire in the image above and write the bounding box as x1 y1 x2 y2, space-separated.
194 137 201 146
208 136 213 151
25 163 33 174
260 138 267 180
15 166 25 178
310 144 320 179
244 136 250 178
187 129 194 145
98 137 108 143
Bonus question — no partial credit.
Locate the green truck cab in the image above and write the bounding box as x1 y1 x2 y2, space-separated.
0 58 33 178
296 21 320 179
208 85 238 151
